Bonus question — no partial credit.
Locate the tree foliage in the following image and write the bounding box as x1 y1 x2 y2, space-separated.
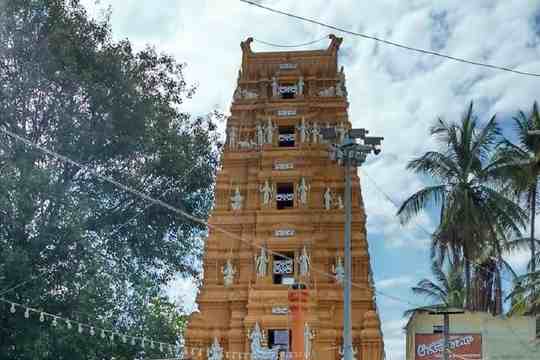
0 0 221 358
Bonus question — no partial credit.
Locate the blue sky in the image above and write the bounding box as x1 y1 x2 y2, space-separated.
81 1 540 359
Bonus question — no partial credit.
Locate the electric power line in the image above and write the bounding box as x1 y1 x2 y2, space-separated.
0 126 429 313
239 0 540 78
252 35 330 48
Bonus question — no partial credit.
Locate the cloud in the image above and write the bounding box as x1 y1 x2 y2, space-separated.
80 1 540 359
377 275 414 290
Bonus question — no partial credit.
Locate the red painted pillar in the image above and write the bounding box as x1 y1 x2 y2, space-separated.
288 283 309 360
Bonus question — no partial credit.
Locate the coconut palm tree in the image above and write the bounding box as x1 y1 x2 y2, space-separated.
397 102 527 309
494 102 540 278
404 259 464 317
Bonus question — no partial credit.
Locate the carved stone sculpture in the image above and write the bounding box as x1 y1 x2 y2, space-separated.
222 259 236 287
304 323 315 360
297 76 304 96
333 256 345 285
318 87 335 97
298 245 311 277
227 127 238 150
323 187 333 210
310 122 320 144
336 195 344 209
265 118 275 144
336 123 347 144
256 123 265 146
271 76 278 98
296 117 308 143
255 246 269 278
297 177 310 206
230 185 243 211
208 337 224 360
259 180 274 206
249 322 279 360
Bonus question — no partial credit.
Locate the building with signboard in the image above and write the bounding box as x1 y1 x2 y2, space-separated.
405 309 540 360
184 36 384 360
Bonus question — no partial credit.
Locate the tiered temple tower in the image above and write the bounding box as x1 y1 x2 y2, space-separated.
185 35 384 360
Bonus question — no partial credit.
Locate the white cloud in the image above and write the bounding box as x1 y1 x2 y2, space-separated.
377 276 414 289
80 1 540 359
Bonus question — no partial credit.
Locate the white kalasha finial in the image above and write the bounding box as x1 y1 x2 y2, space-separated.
230 185 243 211
333 256 345 285
222 258 236 287
208 337 224 360
255 246 269 278
298 246 311 277
323 187 333 210
297 177 310 205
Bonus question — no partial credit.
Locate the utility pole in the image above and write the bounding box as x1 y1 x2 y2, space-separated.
322 127 383 360
429 309 464 360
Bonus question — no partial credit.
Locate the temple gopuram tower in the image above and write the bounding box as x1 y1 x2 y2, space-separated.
185 35 384 360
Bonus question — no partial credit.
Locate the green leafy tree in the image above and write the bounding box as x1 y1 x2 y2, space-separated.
0 0 220 358
397 102 527 309
493 102 540 314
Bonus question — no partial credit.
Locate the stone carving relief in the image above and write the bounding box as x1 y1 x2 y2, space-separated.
259 180 275 207
297 246 311 277
227 126 238 150
255 246 270 278
222 259 236 287
333 256 345 285
323 187 333 210
230 185 243 211
208 337 224 360
249 323 279 360
265 118 276 144
297 177 310 206
304 323 315 360
318 86 335 97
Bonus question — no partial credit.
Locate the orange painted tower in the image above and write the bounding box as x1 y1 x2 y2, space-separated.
185 35 384 360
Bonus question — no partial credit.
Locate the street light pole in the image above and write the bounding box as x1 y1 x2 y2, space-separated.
321 129 383 360
343 148 353 360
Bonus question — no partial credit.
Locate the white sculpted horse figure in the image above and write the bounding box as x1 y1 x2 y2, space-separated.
249 322 279 360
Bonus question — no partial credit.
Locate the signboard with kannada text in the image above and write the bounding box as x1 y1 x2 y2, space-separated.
415 334 481 360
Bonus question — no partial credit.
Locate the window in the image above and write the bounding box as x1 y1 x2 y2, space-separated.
278 84 297 99
268 329 291 357
276 183 294 210
278 126 295 147
433 325 443 334
273 252 295 285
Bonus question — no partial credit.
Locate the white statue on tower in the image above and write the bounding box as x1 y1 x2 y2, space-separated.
259 180 274 206
298 246 311 277
272 76 279 98
335 123 347 144
296 117 308 143
304 323 315 360
227 127 238 150
249 322 279 360
265 118 275 144
208 337 224 360
255 246 270 278
323 187 333 210
311 122 320 144
297 76 304 96
333 256 345 285
230 185 243 211
222 259 236 287
336 195 344 209
256 122 265 146
297 177 310 206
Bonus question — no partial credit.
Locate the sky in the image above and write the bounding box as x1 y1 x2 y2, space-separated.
80 1 540 359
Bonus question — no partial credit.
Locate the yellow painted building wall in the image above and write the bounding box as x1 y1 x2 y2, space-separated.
405 311 539 360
